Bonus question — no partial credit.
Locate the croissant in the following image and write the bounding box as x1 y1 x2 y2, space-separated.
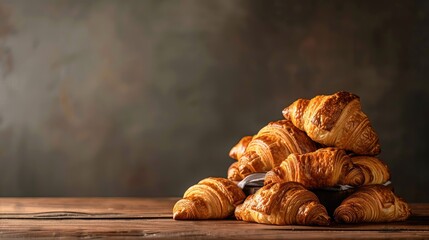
264 148 364 188
227 162 243 181
283 91 380 155
238 120 318 177
235 182 330 225
173 177 245 220
351 156 390 185
334 185 411 223
229 136 253 160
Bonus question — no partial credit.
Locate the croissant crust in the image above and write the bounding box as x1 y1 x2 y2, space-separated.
229 136 253 160
283 91 380 155
351 156 390 185
227 162 243 181
334 185 411 223
238 120 318 177
265 147 364 188
173 177 246 220
235 182 330 225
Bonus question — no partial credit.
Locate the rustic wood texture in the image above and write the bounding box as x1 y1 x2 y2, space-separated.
0 198 174 219
1 198 428 239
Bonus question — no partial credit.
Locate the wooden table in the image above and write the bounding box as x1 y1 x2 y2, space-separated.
1 198 428 239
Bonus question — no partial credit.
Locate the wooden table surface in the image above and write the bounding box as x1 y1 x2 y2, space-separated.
0 198 428 239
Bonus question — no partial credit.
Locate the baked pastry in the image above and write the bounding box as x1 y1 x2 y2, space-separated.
238 120 318 177
173 177 246 220
264 148 364 188
351 156 390 185
283 91 380 155
334 185 411 223
227 162 243 181
229 136 253 160
235 182 330 225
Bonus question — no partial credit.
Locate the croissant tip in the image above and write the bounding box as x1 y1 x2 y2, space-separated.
334 215 345 223
173 209 189 220
282 107 290 119
314 216 331 226
333 210 355 224
372 145 381 155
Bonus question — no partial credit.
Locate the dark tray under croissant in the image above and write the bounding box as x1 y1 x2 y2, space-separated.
239 173 393 216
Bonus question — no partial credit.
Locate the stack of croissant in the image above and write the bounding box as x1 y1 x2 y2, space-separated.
173 91 411 225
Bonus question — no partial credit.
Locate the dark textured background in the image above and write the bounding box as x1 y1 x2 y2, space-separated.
0 0 428 201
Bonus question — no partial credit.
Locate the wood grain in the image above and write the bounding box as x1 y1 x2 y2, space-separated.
0 198 174 219
1 198 428 239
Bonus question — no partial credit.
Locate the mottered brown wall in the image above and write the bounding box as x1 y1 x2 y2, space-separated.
0 0 428 201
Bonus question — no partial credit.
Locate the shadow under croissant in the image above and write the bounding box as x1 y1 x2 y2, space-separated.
238 173 393 217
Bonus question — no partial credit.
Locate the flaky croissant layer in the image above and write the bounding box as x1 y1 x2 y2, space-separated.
334 185 411 223
237 120 318 177
265 147 364 188
227 162 243 181
283 91 380 155
229 136 253 160
173 177 246 220
351 156 390 185
235 182 331 226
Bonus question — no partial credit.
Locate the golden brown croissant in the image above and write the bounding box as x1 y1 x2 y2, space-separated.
283 91 380 155
227 162 243 181
351 156 390 185
238 120 318 177
235 182 330 225
173 177 246 220
229 136 253 160
334 185 411 223
265 147 364 188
